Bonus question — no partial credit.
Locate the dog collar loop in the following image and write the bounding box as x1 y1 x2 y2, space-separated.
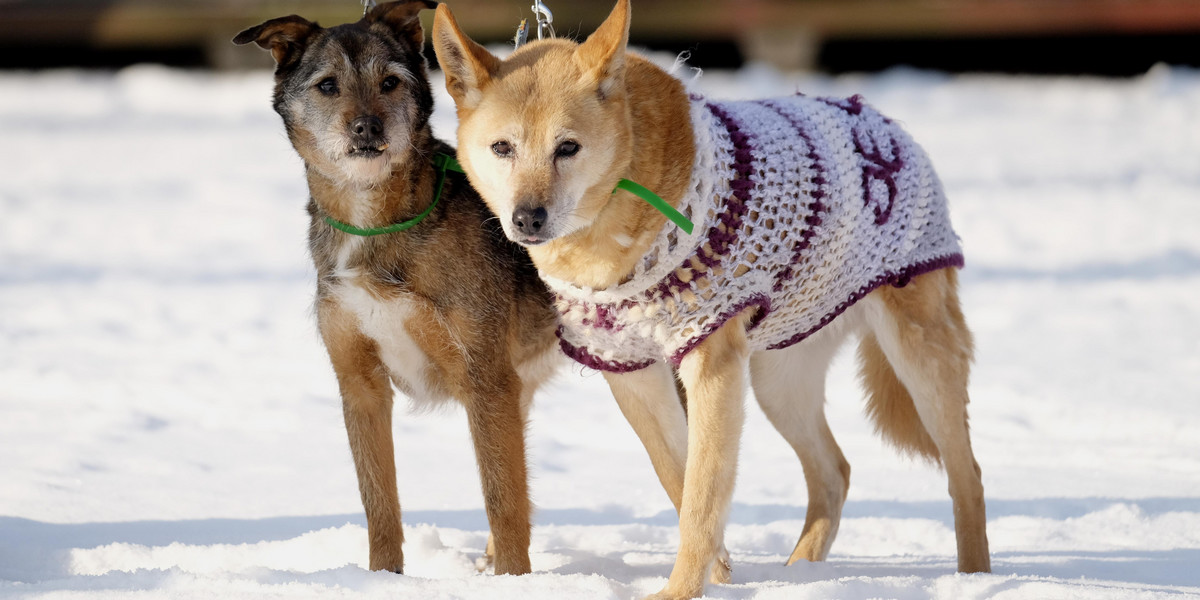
614 178 694 235
324 153 462 237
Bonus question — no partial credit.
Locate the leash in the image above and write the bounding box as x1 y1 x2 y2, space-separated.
324 153 458 237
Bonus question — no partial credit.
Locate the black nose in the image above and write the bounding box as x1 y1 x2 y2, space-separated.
513 206 548 236
350 115 383 139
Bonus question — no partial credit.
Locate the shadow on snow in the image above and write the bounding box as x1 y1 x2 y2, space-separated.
4 497 1200 588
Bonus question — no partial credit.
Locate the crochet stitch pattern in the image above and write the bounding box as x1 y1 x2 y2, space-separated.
548 93 964 373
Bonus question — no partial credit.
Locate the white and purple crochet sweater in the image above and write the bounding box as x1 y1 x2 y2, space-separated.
549 93 963 373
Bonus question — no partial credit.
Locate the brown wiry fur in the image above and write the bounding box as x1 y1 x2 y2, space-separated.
236 0 558 576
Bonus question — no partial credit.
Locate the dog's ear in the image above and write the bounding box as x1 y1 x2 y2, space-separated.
366 0 438 50
432 4 500 110
575 0 630 101
232 15 318 68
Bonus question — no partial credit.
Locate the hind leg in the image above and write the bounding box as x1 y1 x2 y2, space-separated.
748 318 854 565
867 269 991 572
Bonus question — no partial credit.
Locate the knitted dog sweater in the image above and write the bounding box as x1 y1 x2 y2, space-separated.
549 93 964 373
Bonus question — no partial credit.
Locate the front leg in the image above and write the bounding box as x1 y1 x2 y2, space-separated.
318 300 404 572
651 311 752 600
464 373 532 575
603 364 734 584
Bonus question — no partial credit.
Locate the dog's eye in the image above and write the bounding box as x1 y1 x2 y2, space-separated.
317 77 339 96
381 75 400 93
491 141 513 158
555 140 580 158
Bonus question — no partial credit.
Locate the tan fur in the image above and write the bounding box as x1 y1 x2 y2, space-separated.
434 0 990 596
433 5 694 289
746 308 857 567
665 310 753 598
602 364 733 585
859 331 942 461
867 269 990 573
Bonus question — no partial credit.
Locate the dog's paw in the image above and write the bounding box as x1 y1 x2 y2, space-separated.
476 532 496 573
708 547 732 585
474 553 493 573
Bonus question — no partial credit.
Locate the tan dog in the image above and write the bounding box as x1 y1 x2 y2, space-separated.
432 1 991 598
234 1 560 576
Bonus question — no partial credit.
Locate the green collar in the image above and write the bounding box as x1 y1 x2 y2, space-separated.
324 153 460 237
614 178 694 235
324 153 694 236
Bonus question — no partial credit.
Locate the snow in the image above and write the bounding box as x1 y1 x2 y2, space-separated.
2 61 1199 599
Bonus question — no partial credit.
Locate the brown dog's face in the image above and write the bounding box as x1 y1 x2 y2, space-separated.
433 0 633 246
234 1 437 187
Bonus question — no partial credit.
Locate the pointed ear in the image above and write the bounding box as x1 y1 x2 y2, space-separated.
574 0 630 100
432 4 500 110
365 0 438 50
232 15 319 68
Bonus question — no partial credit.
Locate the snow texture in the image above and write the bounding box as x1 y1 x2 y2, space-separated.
2 62 1199 599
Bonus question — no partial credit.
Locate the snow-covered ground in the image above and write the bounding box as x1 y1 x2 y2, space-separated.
2 60 1199 599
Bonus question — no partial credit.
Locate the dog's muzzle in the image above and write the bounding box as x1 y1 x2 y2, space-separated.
348 115 389 157
512 206 549 244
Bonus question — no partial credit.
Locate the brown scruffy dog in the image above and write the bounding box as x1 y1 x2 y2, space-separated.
234 0 559 576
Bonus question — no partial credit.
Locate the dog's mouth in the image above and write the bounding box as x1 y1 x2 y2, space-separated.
517 235 547 246
348 143 388 158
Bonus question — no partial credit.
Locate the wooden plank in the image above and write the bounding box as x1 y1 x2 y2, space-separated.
2 0 1199 47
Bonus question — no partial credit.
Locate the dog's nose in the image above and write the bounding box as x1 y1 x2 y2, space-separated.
513 206 548 236
350 115 383 139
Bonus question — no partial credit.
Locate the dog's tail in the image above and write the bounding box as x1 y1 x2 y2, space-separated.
857 333 941 464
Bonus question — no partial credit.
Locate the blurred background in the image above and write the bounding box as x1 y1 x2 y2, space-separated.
3 0 1200 74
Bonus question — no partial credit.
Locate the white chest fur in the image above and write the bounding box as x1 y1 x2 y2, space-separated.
331 242 447 405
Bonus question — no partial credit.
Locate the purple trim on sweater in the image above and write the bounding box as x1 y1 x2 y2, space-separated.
758 99 830 293
638 102 760 302
555 326 654 373
821 94 893 124
667 294 772 367
703 102 756 261
765 253 965 351
821 94 865 115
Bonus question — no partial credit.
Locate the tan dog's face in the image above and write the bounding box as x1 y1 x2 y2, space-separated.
433 1 633 245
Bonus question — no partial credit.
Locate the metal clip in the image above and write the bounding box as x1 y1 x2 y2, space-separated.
362 0 377 17
532 1 555 40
